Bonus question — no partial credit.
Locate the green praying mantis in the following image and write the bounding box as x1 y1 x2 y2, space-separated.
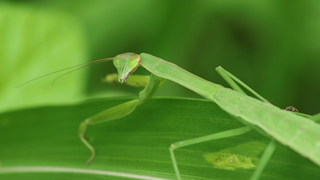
20 52 320 180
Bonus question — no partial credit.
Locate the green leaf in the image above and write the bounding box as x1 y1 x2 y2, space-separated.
0 98 319 180
0 3 88 113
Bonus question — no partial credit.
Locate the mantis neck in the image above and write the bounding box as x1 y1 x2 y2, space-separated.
139 53 223 99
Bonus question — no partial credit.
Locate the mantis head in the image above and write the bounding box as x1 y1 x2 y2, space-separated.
113 53 141 83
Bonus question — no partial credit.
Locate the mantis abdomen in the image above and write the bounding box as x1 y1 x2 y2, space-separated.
213 88 320 166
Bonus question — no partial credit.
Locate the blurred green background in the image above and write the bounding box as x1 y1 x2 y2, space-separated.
1 0 319 114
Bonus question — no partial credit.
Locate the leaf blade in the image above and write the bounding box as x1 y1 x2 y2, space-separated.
0 98 319 180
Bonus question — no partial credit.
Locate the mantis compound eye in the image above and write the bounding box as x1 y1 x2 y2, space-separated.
113 53 141 83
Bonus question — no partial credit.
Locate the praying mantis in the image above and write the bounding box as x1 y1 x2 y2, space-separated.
20 52 320 180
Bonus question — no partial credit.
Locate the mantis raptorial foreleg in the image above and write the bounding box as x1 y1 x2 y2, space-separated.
104 73 151 87
170 67 276 180
79 74 165 164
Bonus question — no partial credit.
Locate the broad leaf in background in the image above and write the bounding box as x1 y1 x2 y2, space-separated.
0 98 319 180
0 3 88 113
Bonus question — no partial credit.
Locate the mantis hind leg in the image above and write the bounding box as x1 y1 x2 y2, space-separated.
170 126 277 180
215 66 267 102
79 74 165 164
170 126 252 180
249 140 277 180
215 67 279 179
216 67 302 113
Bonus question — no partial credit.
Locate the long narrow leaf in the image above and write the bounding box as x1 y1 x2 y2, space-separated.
0 98 319 180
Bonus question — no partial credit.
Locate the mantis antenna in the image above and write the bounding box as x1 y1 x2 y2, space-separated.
15 58 114 87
